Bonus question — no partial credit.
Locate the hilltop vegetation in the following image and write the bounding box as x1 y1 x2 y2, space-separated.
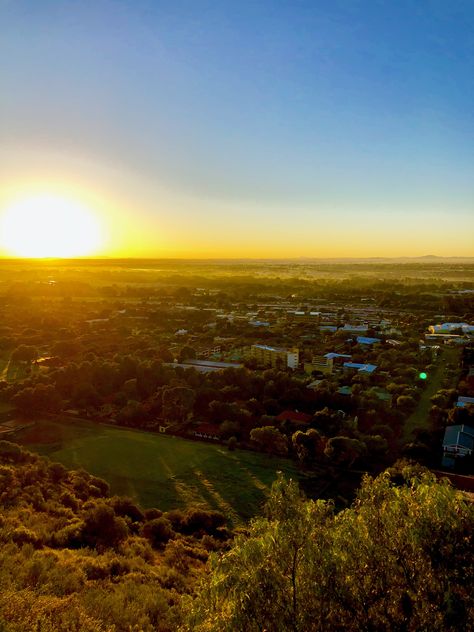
187 466 474 632
0 441 472 632
0 440 229 632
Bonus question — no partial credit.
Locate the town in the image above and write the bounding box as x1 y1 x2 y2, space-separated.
0 259 473 513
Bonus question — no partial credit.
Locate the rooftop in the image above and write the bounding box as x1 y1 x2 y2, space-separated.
343 362 377 374
356 336 381 345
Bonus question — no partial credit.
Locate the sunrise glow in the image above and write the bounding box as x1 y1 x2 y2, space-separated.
0 195 103 258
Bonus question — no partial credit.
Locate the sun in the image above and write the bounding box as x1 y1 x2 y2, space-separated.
0 195 103 258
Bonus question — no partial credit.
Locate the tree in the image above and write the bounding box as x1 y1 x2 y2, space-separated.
396 395 417 411
187 470 474 632
250 426 288 455
179 346 197 363
324 436 366 468
162 386 195 424
292 429 325 466
10 345 38 363
141 517 174 547
82 503 128 550
12 384 62 416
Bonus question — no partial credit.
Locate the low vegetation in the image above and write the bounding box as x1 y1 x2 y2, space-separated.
0 440 229 631
0 440 472 631
187 465 474 632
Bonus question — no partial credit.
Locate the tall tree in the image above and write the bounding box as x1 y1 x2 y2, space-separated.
187 469 474 631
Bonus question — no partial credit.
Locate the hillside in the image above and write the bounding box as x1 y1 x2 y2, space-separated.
1 441 473 632
0 440 229 632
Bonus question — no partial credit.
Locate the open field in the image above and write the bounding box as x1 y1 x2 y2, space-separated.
0 357 36 382
15 419 302 524
403 347 462 442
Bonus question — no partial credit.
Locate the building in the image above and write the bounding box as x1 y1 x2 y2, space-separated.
167 359 244 374
429 323 474 334
339 324 369 335
356 336 381 346
442 425 474 469
456 396 474 408
196 345 221 359
275 410 312 425
343 362 377 374
193 423 221 441
249 344 299 369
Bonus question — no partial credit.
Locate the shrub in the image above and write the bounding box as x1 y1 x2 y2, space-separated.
82 504 128 549
11 526 42 548
111 496 144 523
182 509 226 536
141 517 174 547
144 508 163 521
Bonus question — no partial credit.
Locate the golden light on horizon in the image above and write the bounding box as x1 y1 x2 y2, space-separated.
0 195 103 258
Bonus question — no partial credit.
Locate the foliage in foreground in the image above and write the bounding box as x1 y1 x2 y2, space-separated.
0 441 228 632
186 465 474 632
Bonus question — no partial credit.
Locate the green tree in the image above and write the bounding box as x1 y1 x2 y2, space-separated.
10 344 38 363
250 426 288 455
187 470 474 632
162 386 195 424
324 436 366 467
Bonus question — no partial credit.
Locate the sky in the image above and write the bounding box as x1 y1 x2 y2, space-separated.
1 0 473 258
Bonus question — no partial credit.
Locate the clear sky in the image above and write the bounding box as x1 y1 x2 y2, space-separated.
1 0 473 258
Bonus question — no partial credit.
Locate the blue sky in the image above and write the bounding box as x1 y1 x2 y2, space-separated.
1 0 473 256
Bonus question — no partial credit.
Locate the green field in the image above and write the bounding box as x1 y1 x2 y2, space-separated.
15 419 301 524
403 347 462 442
0 356 36 382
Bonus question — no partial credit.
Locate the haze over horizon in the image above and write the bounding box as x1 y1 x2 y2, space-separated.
1 1 473 259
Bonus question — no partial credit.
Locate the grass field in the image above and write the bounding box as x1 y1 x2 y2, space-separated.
0 356 36 382
403 347 462 442
15 419 301 524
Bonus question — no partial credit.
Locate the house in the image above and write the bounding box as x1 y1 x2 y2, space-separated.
275 410 312 425
193 423 221 441
442 425 474 469
456 396 474 408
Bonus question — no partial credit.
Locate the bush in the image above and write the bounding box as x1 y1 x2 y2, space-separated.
50 521 85 549
0 441 28 464
111 496 145 523
11 526 42 548
82 504 128 549
142 517 174 547
182 509 226 536
164 509 186 531
144 508 163 521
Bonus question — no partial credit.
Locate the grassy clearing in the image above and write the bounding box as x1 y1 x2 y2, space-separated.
16 419 301 524
0 356 36 382
403 347 462 442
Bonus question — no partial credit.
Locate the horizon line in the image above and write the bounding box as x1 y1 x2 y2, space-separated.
1 255 474 263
